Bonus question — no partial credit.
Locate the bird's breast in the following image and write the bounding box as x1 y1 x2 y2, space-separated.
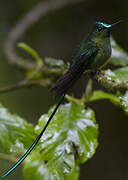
90 41 111 69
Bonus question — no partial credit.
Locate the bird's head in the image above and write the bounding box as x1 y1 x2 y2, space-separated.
90 20 126 41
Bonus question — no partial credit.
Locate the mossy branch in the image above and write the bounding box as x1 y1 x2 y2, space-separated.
95 70 128 93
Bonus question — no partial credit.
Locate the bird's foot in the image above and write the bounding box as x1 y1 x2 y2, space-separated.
91 69 100 76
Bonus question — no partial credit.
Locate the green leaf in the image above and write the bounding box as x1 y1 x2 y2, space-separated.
110 37 128 66
119 91 128 113
0 104 35 153
89 90 120 105
44 57 65 67
23 102 98 180
112 67 128 83
88 90 128 115
104 68 128 84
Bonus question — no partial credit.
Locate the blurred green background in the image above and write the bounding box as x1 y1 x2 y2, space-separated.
0 0 128 179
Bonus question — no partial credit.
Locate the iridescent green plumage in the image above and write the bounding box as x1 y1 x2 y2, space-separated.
71 22 111 69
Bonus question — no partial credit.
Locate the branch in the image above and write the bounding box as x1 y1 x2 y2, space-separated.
0 153 18 163
95 71 128 93
4 0 85 70
0 80 33 94
1 67 128 94
0 65 66 94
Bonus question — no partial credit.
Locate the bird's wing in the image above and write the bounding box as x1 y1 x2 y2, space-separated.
51 45 98 96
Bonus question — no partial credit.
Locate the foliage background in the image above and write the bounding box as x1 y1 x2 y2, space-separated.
0 0 128 179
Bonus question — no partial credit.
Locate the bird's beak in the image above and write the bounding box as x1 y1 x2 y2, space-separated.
110 20 128 28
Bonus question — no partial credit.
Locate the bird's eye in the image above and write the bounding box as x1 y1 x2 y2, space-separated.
97 26 103 32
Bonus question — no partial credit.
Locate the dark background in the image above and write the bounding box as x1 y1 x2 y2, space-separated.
0 0 128 179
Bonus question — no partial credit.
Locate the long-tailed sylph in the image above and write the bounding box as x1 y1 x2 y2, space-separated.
0 20 125 178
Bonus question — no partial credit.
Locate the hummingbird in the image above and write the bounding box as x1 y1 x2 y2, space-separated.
51 20 125 96
0 20 125 178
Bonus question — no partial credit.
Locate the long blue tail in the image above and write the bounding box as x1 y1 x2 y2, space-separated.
0 94 65 178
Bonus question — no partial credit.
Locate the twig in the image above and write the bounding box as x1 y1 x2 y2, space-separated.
0 80 31 94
